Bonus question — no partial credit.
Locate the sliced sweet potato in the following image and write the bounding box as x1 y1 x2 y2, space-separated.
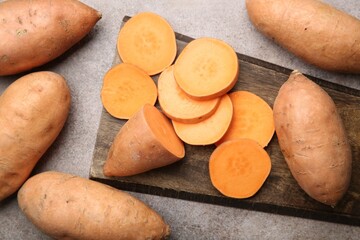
172 94 233 145
158 65 221 123
117 12 177 76
209 139 271 199
101 63 157 120
174 37 239 100
217 91 274 147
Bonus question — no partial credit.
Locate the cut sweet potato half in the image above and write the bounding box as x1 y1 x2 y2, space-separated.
209 139 271 199
117 12 177 76
216 91 274 147
101 63 157 119
103 104 185 177
174 37 239 100
158 65 221 123
172 94 233 145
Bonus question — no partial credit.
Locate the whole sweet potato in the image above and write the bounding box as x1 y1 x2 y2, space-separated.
273 70 352 207
246 0 360 73
18 171 171 240
0 0 102 76
0 71 70 201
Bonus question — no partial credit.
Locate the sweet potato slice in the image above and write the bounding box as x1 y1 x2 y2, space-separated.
117 12 177 76
158 65 221 123
216 91 274 147
103 104 185 177
174 37 239 100
172 94 233 145
209 139 271 199
101 63 157 120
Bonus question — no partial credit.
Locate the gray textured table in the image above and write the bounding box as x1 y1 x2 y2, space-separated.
0 0 359 239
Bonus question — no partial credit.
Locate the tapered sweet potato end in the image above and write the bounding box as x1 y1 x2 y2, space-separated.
103 104 184 177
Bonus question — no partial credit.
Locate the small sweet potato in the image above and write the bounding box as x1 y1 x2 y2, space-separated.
273 70 352 206
18 171 170 240
0 0 102 76
0 71 71 201
246 0 360 73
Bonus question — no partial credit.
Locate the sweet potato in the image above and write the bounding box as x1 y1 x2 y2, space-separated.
273 70 352 206
216 91 274 148
103 104 185 177
0 71 70 201
158 65 220 123
246 0 360 73
18 171 170 240
117 12 177 76
209 139 271 199
174 37 239 100
101 63 158 120
172 94 233 145
0 0 102 76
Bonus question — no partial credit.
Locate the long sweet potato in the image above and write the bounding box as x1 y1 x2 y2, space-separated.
0 0 101 76
273 70 352 206
246 0 360 73
0 71 71 201
18 171 170 240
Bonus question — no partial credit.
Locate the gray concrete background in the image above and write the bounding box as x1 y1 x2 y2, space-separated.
0 0 359 239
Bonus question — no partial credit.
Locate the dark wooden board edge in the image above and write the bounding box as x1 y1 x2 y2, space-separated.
91 174 360 226
89 15 360 226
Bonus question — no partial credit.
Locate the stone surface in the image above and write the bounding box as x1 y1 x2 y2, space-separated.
0 0 359 239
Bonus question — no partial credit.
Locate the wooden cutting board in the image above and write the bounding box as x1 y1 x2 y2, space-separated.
90 16 360 226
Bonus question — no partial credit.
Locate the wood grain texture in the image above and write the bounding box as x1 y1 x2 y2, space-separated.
90 16 360 226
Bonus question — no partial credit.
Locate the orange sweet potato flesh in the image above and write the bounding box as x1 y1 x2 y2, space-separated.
174 37 239 100
0 0 102 76
209 139 271 199
101 63 158 120
172 94 233 145
18 171 170 240
0 71 70 201
217 91 274 147
103 104 185 177
117 12 177 76
273 70 352 206
158 65 220 123
246 0 360 73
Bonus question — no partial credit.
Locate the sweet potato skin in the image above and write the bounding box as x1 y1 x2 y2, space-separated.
273 70 352 206
246 0 360 73
18 171 170 240
0 0 102 76
0 71 70 201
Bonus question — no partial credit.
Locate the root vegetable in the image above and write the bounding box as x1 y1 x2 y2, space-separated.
101 63 158 120
103 104 185 177
158 65 220 123
117 12 177 76
0 0 101 76
209 139 271 199
18 171 170 240
174 37 239 100
172 94 233 145
216 91 275 147
0 71 70 201
273 70 352 206
246 0 360 73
